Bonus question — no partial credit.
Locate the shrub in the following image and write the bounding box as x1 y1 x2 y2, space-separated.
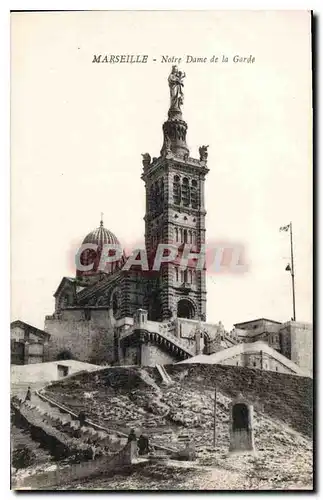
173 446 196 461
12 446 35 469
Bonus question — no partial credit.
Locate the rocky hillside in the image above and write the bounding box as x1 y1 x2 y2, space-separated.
164 364 313 437
42 364 313 489
45 364 313 437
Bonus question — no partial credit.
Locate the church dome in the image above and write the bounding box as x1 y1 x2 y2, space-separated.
76 219 124 278
82 220 120 247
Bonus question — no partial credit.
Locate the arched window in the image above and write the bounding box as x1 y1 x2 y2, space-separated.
189 269 192 283
179 228 183 243
175 227 178 242
173 175 181 205
150 185 155 212
160 178 164 203
154 181 163 216
183 229 188 243
191 179 198 209
189 230 192 244
175 267 179 281
182 177 190 207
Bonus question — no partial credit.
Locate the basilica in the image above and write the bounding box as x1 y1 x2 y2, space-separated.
43 68 312 377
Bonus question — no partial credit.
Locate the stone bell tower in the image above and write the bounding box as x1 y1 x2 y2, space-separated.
141 66 209 322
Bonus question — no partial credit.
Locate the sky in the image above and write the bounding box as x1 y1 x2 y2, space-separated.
11 10 312 331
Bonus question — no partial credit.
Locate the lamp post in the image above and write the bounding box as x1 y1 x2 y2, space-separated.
280 221 296 321
289 222 296 322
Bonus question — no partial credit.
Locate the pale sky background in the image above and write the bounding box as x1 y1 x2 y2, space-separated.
11 10 312 331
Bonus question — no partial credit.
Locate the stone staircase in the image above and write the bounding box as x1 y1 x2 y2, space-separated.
11 392 126 463
122 323 195 361
12 378 178 463
156 325 195 358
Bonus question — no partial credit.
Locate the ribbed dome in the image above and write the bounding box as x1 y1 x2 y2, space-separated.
76 219 124 279
82 220 120 247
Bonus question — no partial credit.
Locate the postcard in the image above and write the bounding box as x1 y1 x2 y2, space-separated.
11 10 313 491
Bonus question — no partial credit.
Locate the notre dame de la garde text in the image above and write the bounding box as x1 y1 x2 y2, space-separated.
44 67 312 376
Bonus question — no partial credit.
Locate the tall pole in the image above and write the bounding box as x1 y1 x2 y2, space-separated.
213 387 217 448
290 222 296 321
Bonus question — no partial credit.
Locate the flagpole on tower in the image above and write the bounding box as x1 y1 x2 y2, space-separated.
289 221 296 322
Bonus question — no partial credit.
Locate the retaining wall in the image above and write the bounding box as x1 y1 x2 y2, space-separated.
14 441 136 489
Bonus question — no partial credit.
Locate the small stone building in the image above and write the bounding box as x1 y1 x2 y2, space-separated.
230 318 312 376
11 320 50 365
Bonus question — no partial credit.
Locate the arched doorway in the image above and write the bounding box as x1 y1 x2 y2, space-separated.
232 403 249 431
177 299 195 319
229 400 255 452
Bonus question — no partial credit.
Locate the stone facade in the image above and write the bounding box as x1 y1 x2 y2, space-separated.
11 320 50 365
230 318 312 375
232 318 282 351
180 340 309 377
45 309 115 364
280 321 313 375
218 347 303 375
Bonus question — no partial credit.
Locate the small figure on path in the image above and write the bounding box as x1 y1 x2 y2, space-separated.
24 386 31 402
78 411 86 427
127 428 137 444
